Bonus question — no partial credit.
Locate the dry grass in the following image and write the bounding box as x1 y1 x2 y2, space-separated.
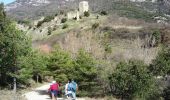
110 38 159 64
0 90 26 100
33 14 161 65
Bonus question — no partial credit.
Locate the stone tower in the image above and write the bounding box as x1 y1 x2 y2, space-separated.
79 1 89 15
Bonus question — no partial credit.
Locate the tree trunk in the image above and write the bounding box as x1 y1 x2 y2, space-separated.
13 77 16 93
36 75 39 83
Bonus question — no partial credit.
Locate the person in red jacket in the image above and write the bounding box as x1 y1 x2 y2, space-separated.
48 81 59 100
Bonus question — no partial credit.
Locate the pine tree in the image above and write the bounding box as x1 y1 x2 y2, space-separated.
47 46 74 82
0 3 32 86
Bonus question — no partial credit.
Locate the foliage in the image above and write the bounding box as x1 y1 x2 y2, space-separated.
36 21 43 28
79 16 82 19
43 16 54 22
74 49 98 96
55 13 58 16
0 4 32 86
73 17 77 20
17 20 31 26
112 2 157 21
151 30 161 47
109 60 157 99
61 18 67 23
163 86 170 100
62 24 68 29
84 11 90 17
150 48 170 76
100 11 108 15
37 16 54 27
60 10 64 15
47 46 74 83
92 23 99 29
46 47 100 96
48 27 52 35
104 43 112 54
17 50 48 84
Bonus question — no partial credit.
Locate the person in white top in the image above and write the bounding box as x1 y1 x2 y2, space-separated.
65 79 72 99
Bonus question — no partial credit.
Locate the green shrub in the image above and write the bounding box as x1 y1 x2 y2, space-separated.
48 27 52 35
36 21 43 27
92 23 99 29
43 16 54 22
61 18 67 23
60 10 64 15
163 86 170 100
100 11 108 15
33 27 36 30
150 48 170 76
112 2 156 21
18 20 31 25
109 60 157 99
79 16 82 19
62 24 68 29
151 30 161 47
53 25 57 31
36 16 54 27
73 17 77 20
96 15 99 19
55 13 58 16
74 49 98 96
104 44 112 53
84 11 90 17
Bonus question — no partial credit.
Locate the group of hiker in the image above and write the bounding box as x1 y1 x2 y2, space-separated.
48 79 78 100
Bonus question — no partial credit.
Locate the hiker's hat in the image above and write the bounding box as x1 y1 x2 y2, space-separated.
52 81 56 84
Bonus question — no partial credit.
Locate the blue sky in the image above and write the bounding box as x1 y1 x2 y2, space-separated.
0 0 15 5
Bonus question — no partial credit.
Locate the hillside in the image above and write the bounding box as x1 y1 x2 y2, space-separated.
14 0 170 65
2 1 170 100
6 0 111 20
6 0 170 20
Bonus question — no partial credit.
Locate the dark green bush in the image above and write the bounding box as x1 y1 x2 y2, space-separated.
112 2 157 21
36 21 43 27
73 17 77 20
55 13 58 16
84 11 90 17
151 30 161 47
79 16 82 19
163 86 170 100
104 44 112 53
109 60 157 99
18 20 31 25
150 48 170 76
61 18 67 23
100 11 108 15
96 15 99 19
43 16 54 22
62 24 68 29
53 25 57 31
60 10 64 15
48 27 52 35
92 23 99 29
36 16 54 27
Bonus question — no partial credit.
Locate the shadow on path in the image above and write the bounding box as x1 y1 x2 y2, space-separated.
35 90 49 95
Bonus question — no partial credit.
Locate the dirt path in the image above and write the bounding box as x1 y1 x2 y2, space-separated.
24 84 52 100
23 84 86 100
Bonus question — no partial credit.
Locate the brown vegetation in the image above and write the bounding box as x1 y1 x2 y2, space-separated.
0 90 26 100
34 15 163 65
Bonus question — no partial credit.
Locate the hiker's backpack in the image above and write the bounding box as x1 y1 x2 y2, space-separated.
68 81 77 92
67 83 72 91
71 81 77 92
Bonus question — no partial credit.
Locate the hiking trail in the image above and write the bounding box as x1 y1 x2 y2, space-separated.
23 83 85 100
